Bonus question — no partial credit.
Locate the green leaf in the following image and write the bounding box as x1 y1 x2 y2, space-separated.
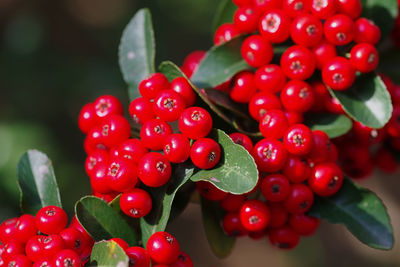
190 129 258 194
305 113 353 138
75 196 138 246
140 162 195 247
361 0 398 38
201 197 235 258
90 240 129 267
212 0 236 32
191 36 249 89
119 8 156 101
327 73 392 129
309 178 394 250
17 150 62 215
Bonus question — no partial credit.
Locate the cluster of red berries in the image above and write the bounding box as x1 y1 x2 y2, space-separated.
111 232 192 267
0 206 94 267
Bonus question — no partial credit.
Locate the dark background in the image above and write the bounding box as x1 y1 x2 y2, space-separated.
0 0 399 266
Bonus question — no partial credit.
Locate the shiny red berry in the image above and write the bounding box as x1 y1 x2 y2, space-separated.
307 130 331 163
110 238 129 250
261 174 291 202
280 45 316 80
36 206 67 235
336 0 362 19
350 43 379 73
0 218 18 244
153 90 186 122
233 6 260 33
14 215 37 244
196 181 228 201
93 95 123 120
269 226 300 249
129 97 155 124
239 200 270 232
214 23 240 45
120 188 152 218
253 0 282 13
140 119 173 151
283 155 311 183
85 149 109 177
255 64 286 93
280 80 315 112
354 18 381 45
230 71 258 103
179 107 212 140
139 73 170 100
322 57 356 90
284 184 314 214
2 240 24 262
78 103 99 134
5 255 31 267
163 134 191 164
59 228 86 255
249 92 282 121
125 246 151 267
117 139 148 164
324 14 355 46
310 0 337 19
252 138 287 172
99 114 131 149
259 109 289 139
259 9 291 43
53 249 81 267
222 212 248 237
91 163 114 194
283 0 310 17
181 51 206 78
190 138 221 169
290 14 323 47
106 157 138 192
138 152 171 187
241 35 273 68
26 234 65 262
309 162 343 197
284 124 314 156
146 232 180 265
312 41 337 70
171 251 193 267
229 133 254 153
170 77 196 107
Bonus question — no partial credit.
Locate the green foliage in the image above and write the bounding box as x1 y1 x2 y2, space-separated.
310 178 394 250
90 240 129 267
190 129 259 194
75 196 138 246
17 150 62 215
305 113 353 138
119 8 156 102
212 0 236 32
361 0 398 39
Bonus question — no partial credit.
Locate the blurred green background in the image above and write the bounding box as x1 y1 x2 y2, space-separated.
0 1 399 266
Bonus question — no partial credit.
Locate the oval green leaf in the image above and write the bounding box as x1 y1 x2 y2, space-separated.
212 0 236 32
304 113 353 138
140 162 195 247
75 196 138 246
361 0 398 39
327 73 392 129
201 197 236 258
90 240 129 267
17 149 62 215
119 8 156 101
309 178 394 250
190 129 259 194
191 36 249 89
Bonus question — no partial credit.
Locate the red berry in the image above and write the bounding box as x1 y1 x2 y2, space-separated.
289 214 320 236
283 155 312 183
60 228 86 255
78 103 99 134
153 90 186 122
2 240 24 262
255 64 286 93
310 0 337 19
229 133 254 153
26 234 65 262
190 138 221 169
253 0 282 13
163 134 191 163
280 80 315 112
259 109 289 139
214 23 240 45
280 45 315 80
259 9 291 43
354 18 381 45
91 163 114 194
138 152 171 187
284 124 314 156
310 81 330 111
5 255 31 267
220 194 246 212
283 184 314 214
93 95 123 119
284 110 304 125
0 218 18 244
249 92 282 121
181 51 206 78
241 35 273 68
196 181 228 201
129 97 155 124
32 259 52 267
179 107 212 140
268 203 288 228
146 232 180 265
252 138 288 172
232 0 253 6
239 200 270 232
322 57 356 90
171 251 193 267
139 73 170 100
309 162 343 196
125 246 151 267
290 14 323 47
100 114 131 149
312 41 337 70
269 226 300 249
120 188 152 218
222 213 248 237
106 157 138 192
324 14 355 46
261 174 291 202
308 130 332 163
84 126 106 154
283 0 310 17
230 71 258 103
336 0 362 19
117 139 149 164
110 238 129 250
53 249 81 267
140 119 173 150
170 77 196 107
36 206 68 235
14 215 37 244
85 149 109 177
234 6 260 33
350 43 379 73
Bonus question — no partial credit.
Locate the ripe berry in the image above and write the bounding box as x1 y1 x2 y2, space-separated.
181 51 206 78
268 203 288 228
232 0 253 6
259 109 289 139
36 206 68 235
308 130 331 163
229 132 254 153
129 97 155 124
284 184 314 214
310 0 337 19
249 92 282 121
283 0 310 17
140 119 173 151
268 226 300 249
350 43 379 73
0 218 18 244
93 95 123 119
259 9 291 43
85 149 109 177
284 110 303 125
5 255 31 267
233 6 260 33
284 124 314 156
153 90 186 122
163 134 191 163
53 249 81 267
220 194 246 212
138 152 172 187
255 64 286 93
171 251 193 267
91 163 114 194
280 45 316 80
239 200 270 232
354 18 381 45
283 155 311 183
196 181 228 201
26 234 65 262
241 35 273 68
190 138 221 169
280 80 315 112
353 121 386 146
125 246 151 267
146 232 180 264
290 14 323 47
179 107 212 140
170 77 196 107
322 57 356 90
100 114 131 149
59 228 85 255
230 71 258 103
253 0 282 13
14 215 37 244
289 214 320 236
222 213 248 237
252 139 287 172
84 126 106 154
324 14 355 46
2 240 24 262
214 23 240 45
336 0 362 19
110 238 129 250
309 162 344 197
78 103 98 134
139 73 170 100
106 157 138 192
261 174 291 202
120 188 152 218
312 41 337 70
117 139 148 164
